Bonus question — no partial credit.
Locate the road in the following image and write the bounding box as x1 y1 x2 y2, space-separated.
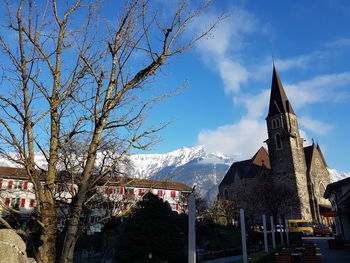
303 237 350 263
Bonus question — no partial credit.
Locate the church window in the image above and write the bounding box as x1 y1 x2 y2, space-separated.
224 189 229 200
276 133 282 149
319 182 326 196
272 119 281 129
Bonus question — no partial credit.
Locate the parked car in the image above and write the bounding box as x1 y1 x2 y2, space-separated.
313 224 333 236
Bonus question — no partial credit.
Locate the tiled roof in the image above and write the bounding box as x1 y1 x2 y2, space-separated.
219 147 270 187
103 177 193 192
0 166 192 191
267 66 295 118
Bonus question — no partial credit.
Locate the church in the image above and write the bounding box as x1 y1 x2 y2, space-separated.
219 66 331 223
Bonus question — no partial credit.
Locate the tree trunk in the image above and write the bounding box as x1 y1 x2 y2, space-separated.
37 203 57 263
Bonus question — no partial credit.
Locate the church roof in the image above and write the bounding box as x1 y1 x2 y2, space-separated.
219 147 270 187
266 66 296 118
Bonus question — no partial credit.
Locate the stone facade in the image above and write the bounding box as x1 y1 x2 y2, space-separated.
219 67 331 223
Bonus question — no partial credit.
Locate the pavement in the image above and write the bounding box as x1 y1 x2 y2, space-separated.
202 237 350 263
303 237 350 263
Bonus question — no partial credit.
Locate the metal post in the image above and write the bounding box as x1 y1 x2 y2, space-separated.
279 217 284 246
285 219 289 245
240 209 248 263
262 215 268 253
188 194 196 263
270 216 276 249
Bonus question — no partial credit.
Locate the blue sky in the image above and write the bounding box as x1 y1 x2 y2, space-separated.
142 0 350 172
1 0 349 172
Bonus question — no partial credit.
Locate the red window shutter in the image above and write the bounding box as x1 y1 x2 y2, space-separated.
0 180 2 189
138 189 143 195
105 188 109 194
158 190 163 197
5 198 10 206
120 187 124 195
109 189 113 194
23 181 28 190
30 199 35 207
20 199 26 207
171 190 176 198
175 203 179 210
8 180 13 189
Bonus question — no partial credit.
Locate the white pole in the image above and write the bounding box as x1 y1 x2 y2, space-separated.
240 208 248 263
279 217 284 246
262 215 268 253
270 216 276 249
188 194 196 263
285 219 289 245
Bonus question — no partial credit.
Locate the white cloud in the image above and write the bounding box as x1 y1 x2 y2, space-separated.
285 71 350 108
299 116 334 135
198 119 267 159
324 37 350 48
191 6 261 93
218 59 249 93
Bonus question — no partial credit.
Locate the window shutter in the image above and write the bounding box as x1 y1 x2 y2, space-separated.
138 189 143 195
120 187 124 195
105 187 109 194
23 181 28 190
5 198 10 206
30 199 35 207
8 180 13 189
158 190 163 197
175 203 179 211
171 190 176 198
20 199 26 207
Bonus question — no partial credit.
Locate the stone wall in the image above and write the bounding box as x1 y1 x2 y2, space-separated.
0 229 36 263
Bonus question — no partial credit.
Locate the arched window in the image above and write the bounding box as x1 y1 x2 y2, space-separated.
224 189 229 200
319 182 326 196
275 119 280 128
276 133 282 149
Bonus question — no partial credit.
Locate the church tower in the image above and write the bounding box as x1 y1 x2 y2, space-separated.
265 66 312 220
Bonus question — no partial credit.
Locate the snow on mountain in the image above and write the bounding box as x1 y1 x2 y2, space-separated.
1 146 350 202
128 146 234 201
328 168 350 182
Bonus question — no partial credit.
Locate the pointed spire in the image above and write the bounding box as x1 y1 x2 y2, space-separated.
267 65 296 118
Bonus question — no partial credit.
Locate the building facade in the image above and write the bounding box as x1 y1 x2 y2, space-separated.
0 166 192 232
219 67 331 223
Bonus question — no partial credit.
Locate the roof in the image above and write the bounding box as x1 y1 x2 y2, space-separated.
266 66 296 118
219 147 270 187
0 166 31 180
0 166 192 192
105 177 193 192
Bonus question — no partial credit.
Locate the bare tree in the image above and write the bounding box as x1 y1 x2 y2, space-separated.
0 1 223 262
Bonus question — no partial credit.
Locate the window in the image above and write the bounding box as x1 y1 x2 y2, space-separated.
5 198 10 206
170 190 176 198
8 180 13 189
224 189 229 200
272 119 280 129
23 181 28 190
138 189 144 195
29 199 35 208
20 199 26 207
275 133 282 149
157 190 163 197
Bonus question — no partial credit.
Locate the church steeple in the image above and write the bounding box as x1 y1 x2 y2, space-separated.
267 66 295 118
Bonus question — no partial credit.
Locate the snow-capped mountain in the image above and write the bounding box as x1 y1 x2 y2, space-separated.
129 146 234 201
1 145 350 202
328 168 350 182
